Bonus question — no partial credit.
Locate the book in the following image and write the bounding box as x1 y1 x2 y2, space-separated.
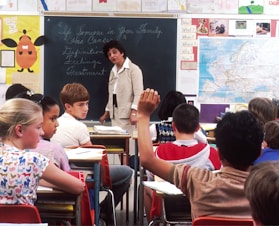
91 125 128 135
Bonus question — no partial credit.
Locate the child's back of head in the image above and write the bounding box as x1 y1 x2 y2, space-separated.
248 97 277 128
173 103 199 134
214 110 263 169
263 120 279 149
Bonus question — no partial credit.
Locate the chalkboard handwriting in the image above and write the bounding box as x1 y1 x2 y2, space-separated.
118 23 163 39
63 46 102 58
55 21 165 78
137 23 163 38
59 22 163 43
65 56 101 67
66 66 106 76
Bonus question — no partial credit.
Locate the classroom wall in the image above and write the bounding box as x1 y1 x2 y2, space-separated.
1 0 279 122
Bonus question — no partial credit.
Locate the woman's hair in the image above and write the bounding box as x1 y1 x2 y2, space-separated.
157 90 186 120
59 83 90 107
0 98 42 139
245 161 279 226
103 40 126 59
248 97 277 128
215 110 263 169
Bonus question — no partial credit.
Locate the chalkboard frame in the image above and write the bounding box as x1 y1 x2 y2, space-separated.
44 15 177 121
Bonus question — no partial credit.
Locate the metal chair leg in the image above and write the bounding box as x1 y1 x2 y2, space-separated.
101 187 117 226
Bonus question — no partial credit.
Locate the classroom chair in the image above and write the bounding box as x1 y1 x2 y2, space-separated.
71 144 117 226
192 216 254 226
0 204 42 223
148 194 192 226
162 194 192 225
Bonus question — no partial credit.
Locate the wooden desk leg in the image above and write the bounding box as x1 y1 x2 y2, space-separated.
94 162 100 226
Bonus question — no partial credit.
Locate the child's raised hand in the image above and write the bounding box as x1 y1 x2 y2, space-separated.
138 88 160 116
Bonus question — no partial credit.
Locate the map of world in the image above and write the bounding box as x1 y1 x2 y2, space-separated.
198 37 279 103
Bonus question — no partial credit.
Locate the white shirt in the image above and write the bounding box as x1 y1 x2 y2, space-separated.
50 112 90 147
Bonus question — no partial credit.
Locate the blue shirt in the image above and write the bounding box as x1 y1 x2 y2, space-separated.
254 147 279 164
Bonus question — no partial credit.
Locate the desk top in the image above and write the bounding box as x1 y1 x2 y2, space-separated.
64 147 103 161
143 181 183 195
90 133 131 138
88 126 130 136
200 123 217 131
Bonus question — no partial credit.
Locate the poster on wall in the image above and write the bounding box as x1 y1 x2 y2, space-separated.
66 0 92 11
186 0 238 14
0 15 43 92
0 0 17 11
264 0 279 14
117 0 141 11
238 0 264 14
142 0 167 12
92 0 116 11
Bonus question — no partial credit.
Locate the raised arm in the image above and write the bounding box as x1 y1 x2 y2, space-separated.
137 88 175 183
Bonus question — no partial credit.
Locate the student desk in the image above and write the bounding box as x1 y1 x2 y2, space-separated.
36 188 81 225
143 181 191 225
90 133 131 221
65 147 103 226
89 133 130 165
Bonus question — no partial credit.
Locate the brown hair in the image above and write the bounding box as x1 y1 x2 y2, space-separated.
245 161 279 225
59 83 90 108
263 120 279 149
248 97 277 128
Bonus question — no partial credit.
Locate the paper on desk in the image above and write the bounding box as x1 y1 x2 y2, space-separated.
65 147 104 160
143 181 183 195
37 186 53 191
92 125 128 134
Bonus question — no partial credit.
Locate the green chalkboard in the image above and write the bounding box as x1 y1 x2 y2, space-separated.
44 16 177 121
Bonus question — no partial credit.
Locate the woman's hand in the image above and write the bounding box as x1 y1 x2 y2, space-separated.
99 111 109 124
130 110 137 125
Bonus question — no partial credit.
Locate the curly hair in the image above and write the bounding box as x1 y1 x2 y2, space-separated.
214 110 263 169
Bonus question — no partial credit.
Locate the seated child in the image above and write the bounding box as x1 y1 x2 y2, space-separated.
254 120 279 164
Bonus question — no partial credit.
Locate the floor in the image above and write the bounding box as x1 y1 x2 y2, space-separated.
102 154 148 226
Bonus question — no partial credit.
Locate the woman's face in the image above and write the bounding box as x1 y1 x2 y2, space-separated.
42 104 60 139
21 112 44 149
107 48 124 66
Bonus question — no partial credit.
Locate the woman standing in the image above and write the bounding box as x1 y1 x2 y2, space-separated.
99 40 144 137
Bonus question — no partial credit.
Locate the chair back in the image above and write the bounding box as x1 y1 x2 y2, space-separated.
162 194 192 224
0 204 42 223
192 216 254 226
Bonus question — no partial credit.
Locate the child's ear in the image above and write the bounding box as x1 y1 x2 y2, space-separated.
14 124 23 137
65 103 71 110
172 122 177 132
262 140 268 148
